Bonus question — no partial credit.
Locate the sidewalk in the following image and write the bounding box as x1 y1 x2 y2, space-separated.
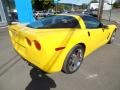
0 25 8 32
101 19 120 29
0 27 20 76
102 9 120 24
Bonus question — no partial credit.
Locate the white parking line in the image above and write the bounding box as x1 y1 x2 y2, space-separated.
86 74 98 79
80 69 99 79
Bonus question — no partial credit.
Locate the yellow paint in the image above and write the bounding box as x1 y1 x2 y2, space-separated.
8 14 117 73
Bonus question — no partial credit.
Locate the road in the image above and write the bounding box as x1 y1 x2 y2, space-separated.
0 23 120 90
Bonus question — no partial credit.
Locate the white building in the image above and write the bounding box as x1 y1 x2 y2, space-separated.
104 0 116 4
89 0 117 10
90 3 112 10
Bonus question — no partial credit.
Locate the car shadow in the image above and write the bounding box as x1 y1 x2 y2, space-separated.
25 68 56 90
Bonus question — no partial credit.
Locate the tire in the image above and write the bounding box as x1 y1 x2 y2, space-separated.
108 31 116 44
62 45 84 74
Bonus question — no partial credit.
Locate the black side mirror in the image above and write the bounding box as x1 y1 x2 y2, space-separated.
99 23 104 28
103 25 109 29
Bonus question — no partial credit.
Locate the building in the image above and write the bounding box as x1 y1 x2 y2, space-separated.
89 3 112 10
0 0 7 27
104 0 116 4
0 0 34 28
89 0 117 10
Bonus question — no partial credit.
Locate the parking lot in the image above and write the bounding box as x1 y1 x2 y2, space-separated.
0 20 120 90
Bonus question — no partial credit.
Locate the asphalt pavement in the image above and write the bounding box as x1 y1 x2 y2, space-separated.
0 21 120 90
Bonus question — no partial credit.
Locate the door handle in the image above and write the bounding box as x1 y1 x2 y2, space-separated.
102 28 105 32
88 32 90 37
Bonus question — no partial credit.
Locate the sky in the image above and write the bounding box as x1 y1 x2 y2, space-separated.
58 0 92 5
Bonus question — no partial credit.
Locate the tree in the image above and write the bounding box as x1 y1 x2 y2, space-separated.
81 3 88 9
32 0 55 11
113 1 120 8
90 0 98 3
57 4 64 11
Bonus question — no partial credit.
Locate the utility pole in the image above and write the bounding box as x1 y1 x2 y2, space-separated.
109 0 113 21
97 0 104 20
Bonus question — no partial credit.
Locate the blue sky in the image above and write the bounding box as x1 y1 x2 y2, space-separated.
58 0 92 5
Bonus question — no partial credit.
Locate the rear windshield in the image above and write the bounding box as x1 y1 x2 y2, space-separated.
27 15 80 29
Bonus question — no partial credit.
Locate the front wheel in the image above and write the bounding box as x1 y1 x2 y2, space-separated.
108 31 116 44
62 45 84 74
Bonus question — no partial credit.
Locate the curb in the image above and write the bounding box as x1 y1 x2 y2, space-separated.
102 18 120 25
0 25 8 29
0 25 8 32
102 19 120 29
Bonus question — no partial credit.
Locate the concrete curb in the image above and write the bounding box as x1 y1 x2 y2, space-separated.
0 25 8 32
102 19 120 29
102 18 120 25
0 25 8 28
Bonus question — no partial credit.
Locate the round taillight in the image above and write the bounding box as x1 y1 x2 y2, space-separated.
34 40 41 50
25 37 31 46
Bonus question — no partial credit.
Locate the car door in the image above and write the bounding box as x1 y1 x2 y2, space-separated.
82 16 107 51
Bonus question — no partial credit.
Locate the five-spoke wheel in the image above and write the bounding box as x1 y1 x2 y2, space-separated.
62 45 84 74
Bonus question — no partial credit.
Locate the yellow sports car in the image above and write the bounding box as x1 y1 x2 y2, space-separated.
9 14 117 74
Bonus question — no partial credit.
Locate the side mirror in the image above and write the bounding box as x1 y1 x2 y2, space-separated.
103 25 109 29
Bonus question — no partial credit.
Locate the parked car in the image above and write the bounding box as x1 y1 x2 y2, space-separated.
33 11 45 20
82 9 98 17
61 10 70 14
8 14 117 74
43 9 55 17
9 12 18 22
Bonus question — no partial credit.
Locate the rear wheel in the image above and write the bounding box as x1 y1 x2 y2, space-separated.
62 45 84 74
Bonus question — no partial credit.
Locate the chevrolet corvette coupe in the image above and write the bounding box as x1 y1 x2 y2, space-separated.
9 14 117 74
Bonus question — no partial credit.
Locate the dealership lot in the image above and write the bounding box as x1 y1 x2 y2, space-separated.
0 23 120 90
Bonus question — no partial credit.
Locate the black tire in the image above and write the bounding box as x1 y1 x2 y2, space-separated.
108 31 116 44
62 45 84 74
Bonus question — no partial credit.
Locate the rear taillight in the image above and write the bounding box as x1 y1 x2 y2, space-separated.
25 37 31 46
34 40 41 50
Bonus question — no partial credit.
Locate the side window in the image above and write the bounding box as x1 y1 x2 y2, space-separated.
82 16 102 29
